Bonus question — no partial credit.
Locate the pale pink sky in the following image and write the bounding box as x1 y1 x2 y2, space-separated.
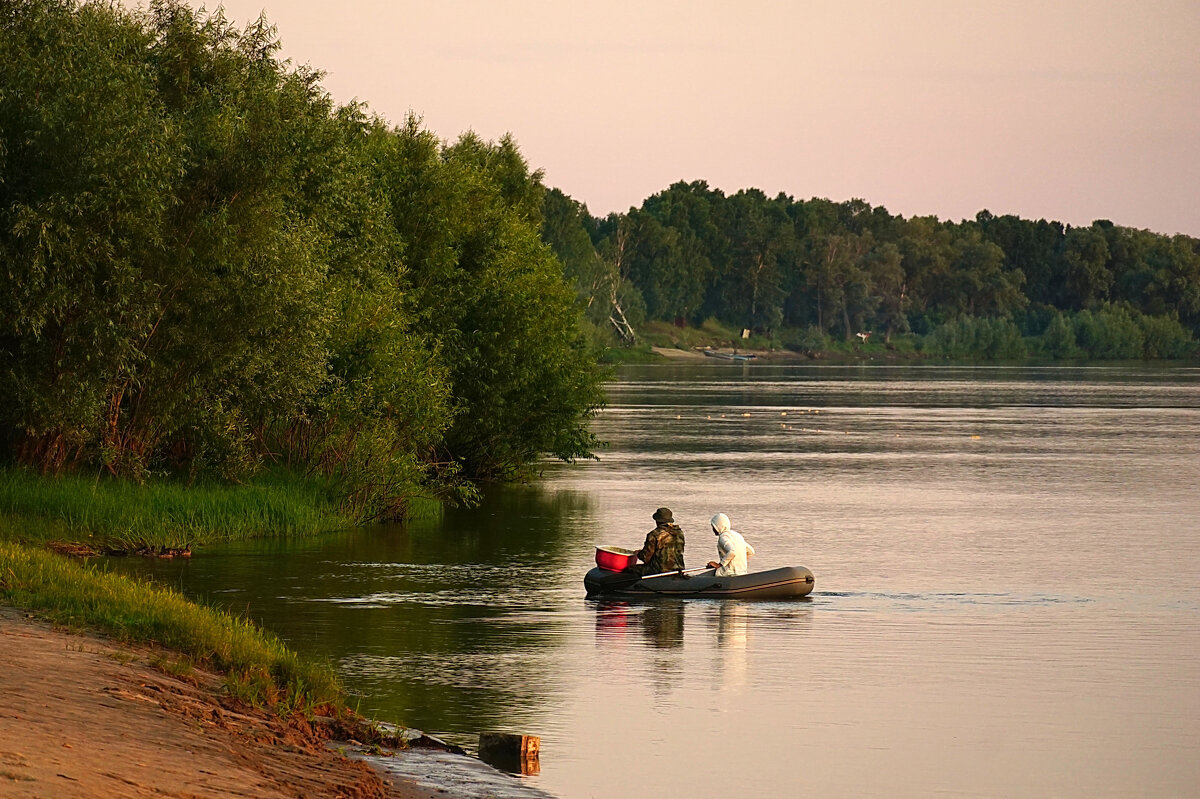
178 0 1198 235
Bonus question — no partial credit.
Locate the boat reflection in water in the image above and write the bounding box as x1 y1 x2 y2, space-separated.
592 597 815 696
593 599 685 649
716 601 749 688
640 601 686 649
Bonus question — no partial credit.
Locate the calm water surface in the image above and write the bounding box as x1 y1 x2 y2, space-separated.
120 365 1200 798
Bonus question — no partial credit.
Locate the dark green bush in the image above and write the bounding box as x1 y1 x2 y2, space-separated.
1073 306 1145 359
923 316 1027 360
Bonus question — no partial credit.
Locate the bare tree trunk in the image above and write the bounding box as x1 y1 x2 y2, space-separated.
606 220 636 345
750 253 764 326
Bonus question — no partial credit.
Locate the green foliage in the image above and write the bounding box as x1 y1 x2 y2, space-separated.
1136 313 1194 359
1 0 180 472
923 316 1028 361
781 326 833 354
625 211 710 322
638 317 766 352
0 467 346 550
1024 306 1193 361
542 189 645 349
0 1 603 505
808 232 876 339
634 182 723 325
597 343 658 364
1038 311 1082 359
387 130 604 479
543 189 606 307
720 189 791 331
555 184 1197 361
975 212 1064 306
1 0 334 478
1072 305 1145 360
1061 225 1113 309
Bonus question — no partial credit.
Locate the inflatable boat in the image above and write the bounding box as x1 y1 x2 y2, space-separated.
584 565 815 600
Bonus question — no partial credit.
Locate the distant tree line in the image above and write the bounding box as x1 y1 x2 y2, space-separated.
0 0 603 516
542 182 1200 360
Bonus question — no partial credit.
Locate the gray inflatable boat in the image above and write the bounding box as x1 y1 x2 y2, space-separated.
584 565 815 600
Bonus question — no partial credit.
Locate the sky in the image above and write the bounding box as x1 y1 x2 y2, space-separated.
170 0 1199 236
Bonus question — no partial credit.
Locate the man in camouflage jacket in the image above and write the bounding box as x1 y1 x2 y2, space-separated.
636 507 685 574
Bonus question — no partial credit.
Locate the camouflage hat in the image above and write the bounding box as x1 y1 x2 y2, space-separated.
652 507 674 523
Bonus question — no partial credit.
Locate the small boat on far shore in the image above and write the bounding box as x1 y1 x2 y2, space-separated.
702 349 757 361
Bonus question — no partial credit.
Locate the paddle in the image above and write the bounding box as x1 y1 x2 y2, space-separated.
640 566 714 579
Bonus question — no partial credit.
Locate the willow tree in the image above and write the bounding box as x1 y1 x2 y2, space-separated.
382 129 603 478
2 1 603 497
132 1 336 477
1 0 181 473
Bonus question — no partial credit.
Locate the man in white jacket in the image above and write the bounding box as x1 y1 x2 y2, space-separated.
706 512 755 576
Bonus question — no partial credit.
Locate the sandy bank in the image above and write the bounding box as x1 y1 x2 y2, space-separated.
0 606 441 799
649 346 707 359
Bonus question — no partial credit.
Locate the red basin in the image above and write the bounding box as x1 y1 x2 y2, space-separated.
595 546 637 572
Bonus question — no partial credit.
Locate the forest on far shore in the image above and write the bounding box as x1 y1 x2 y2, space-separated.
541 182 1200 361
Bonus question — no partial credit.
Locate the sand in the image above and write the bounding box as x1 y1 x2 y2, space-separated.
0 606 441 799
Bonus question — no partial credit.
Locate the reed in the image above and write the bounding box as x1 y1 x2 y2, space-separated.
0 468 350 551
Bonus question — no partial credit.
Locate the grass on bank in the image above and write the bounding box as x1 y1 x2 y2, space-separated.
639 318 773 352
0 468 355 552
0 540 342 710
629 308 1198 363
598 342 660 364
0 469 445 726
633 318 917 361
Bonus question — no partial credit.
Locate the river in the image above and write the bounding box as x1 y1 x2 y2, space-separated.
116 364 1200 798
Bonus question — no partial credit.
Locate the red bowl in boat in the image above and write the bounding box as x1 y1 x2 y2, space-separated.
595 545 637 572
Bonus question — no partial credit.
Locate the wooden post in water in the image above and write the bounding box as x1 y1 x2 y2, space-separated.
478 732 540 775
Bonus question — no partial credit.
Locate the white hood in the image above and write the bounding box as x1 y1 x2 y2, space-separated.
711 512 731 535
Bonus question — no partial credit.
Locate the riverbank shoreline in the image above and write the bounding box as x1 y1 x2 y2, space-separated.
0 538 555 798
648 344 913 363
0 604 449 799
643 342 1200 366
